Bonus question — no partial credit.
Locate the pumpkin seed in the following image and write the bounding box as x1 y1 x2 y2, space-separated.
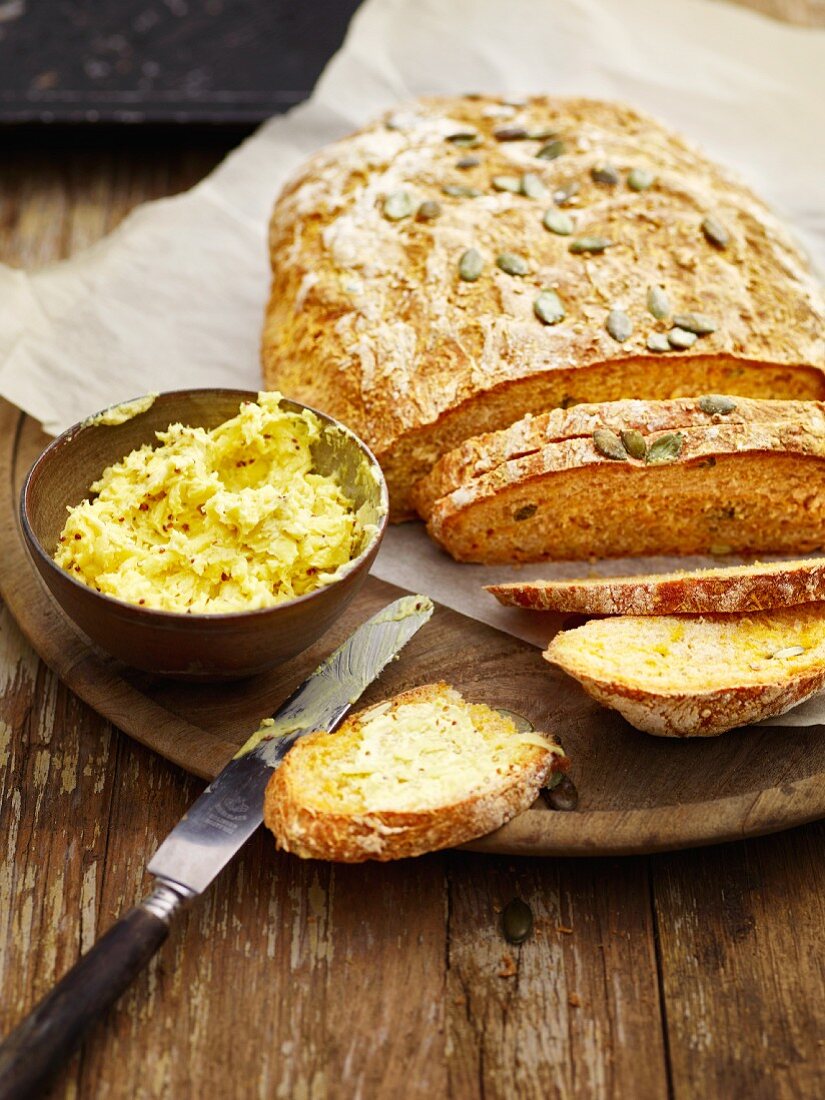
446 131 480 147
514 503 537 522
647 285 671 320
646 432 684 464
606 309 633 343
491 174 522 193
458 248 484 281
543 209 574 236
536 139 565 160
668 327 698 350
456 155 481 169
497 251 530 276
647 332 671 353
521 172 548 200
534 289 565 325
771 645 806 660
627 167 655 192
553 181 580 206
442 184 483 198
543 774 579 812
569 236 613 255
593 428 627 461
502 898 533 944
382 190 415 221
528 128 559 141
494 126 528 141
591 163 619 185
416 200 442 221
672 312 717 335
621 429 647 460
699 394 737 416
701 215 730 249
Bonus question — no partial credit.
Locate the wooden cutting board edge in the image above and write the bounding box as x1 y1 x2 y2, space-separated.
3 398 823 857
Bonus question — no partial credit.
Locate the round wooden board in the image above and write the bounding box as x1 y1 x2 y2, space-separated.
2 397 824 856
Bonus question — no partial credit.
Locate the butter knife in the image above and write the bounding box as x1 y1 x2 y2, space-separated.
0 594 433 1100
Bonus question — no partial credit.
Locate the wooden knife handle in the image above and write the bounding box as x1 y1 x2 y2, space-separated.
0 884 187 1100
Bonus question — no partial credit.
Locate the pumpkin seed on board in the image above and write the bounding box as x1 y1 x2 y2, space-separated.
442 184 483 198
458 248 484 281
647 285 671 320
534 289 565 325
646 432 684 464
606 309 633 343
543 775 579 811
521 172 548 200
497 252 530 276
668 327 698 350
621 429 647 460
672 312 718 335
593 428 627 461
491 174 522 193
627 167 655 192
536 139 565 160
591 163 619 185
701 215 730 249
383 191 415 221
553 181 580 206
416 200 442 221
501 898 533 944
569 236 613 255
647 332 671 353
446 131 481 147
699 394 737 415
543 209 574 236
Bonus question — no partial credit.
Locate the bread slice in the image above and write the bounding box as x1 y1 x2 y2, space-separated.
262 95 825 520
413 397 825 521
423 413 825 564
544 603 825 737
263 682 567 861
487 558 825 616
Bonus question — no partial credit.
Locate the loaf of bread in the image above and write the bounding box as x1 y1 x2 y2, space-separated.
262 95 824 519
419 398 825 563
487 558 825 616
544 603 825 737
263 682 567 861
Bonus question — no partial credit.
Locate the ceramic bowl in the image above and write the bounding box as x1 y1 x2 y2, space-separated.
20 389 388 679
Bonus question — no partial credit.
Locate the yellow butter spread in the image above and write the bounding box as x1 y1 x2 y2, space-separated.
83 392 158 427
55 392 372 613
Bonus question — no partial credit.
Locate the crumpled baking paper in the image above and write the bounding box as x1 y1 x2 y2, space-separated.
1 0 823 724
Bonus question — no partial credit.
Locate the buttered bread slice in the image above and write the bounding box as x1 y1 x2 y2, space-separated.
488 558 825 616
545 603 825 737
263 683 567 861
421 398 825 563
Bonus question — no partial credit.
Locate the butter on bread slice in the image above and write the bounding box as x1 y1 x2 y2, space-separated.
263 682 567 861
488 558 825 616
544 603 825 737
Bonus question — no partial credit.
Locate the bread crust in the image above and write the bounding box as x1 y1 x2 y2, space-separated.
263 683 566 861
425 419 825 563
544 604 825 736
262 95 825 517
487 558 825 616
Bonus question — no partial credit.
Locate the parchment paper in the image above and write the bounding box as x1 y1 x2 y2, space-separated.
1 0 823 723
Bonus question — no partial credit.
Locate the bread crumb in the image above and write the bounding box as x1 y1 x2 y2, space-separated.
568 993 582 1007
556 925 574 934
498 954 518 978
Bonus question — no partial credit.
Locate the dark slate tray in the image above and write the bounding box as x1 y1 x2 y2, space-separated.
0 0 362 123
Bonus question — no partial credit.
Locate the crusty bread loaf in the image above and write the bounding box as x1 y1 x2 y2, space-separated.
421 400 825 563
487 558 825 616
262 95 825 518
545 603 825 736
263 682 567 861
414 396 825 520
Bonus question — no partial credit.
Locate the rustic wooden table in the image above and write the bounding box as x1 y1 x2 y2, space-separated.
2 6 825 1094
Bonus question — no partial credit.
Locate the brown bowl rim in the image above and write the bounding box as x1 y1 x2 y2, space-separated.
20 387 389 623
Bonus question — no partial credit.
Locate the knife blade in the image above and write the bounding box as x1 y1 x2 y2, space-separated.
0 594 433 1100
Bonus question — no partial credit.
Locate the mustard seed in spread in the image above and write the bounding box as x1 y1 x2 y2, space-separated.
55 392 373 613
